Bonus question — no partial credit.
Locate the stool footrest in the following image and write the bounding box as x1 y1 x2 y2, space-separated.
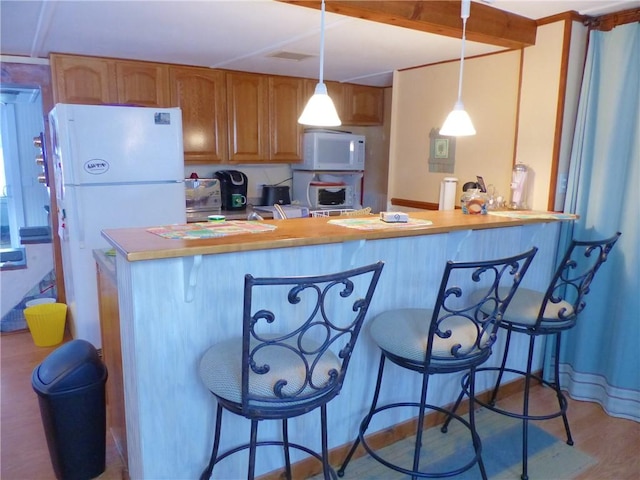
203 440 337 480
358 402 483 479
466 367 569 421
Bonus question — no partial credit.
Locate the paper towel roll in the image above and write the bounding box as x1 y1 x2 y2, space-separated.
439 177 458 210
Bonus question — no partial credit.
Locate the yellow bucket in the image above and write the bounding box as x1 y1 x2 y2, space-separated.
24 303 67 347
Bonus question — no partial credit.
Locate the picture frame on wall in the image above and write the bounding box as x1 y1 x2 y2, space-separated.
428 128 456 173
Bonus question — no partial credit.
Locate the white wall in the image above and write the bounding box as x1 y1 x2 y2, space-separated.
388 50 521 208
516 22 565 210
387 19 589 213
555 20 589 210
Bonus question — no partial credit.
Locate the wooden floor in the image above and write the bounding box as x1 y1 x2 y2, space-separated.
2 329 638 480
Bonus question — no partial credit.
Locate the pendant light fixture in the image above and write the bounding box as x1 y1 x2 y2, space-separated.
440 0 476 136
298 0 341 126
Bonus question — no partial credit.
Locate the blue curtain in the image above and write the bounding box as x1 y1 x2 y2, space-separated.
555 22 639 421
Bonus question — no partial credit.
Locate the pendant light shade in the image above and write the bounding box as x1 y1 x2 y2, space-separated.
440 100 476 136
298 0 341 127
440 0 475 137
298 83 341 126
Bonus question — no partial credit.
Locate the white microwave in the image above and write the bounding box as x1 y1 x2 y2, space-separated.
293 131 365 171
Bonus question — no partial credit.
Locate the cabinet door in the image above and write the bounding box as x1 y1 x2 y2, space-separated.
116 61 170 107
51 54 116 104
269 76 304 162
169 67 228 164
326 80 347 122
226 72 269 163
343 84 384 125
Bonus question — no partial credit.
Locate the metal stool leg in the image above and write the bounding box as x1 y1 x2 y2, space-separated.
411 368 432 480
440 375 467 433
552 333 574 445
490 328 513 406
520 335 536 480
468 366 488 480
200 403 224 480
337 354 387 477
248 419 259 479
282 418 292 480
320 404 333 480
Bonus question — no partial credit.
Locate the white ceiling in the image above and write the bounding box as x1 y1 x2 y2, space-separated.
1 0 637 87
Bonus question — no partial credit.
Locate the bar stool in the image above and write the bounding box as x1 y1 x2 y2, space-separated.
338 248 537 480
198 262 384 480
446 232 621 480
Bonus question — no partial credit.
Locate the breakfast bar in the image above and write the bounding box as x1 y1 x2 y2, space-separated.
101 210 571 479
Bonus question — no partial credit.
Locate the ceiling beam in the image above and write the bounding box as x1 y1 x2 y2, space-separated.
279 0 537 49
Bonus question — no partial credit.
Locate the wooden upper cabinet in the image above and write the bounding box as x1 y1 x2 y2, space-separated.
115 62 170 107
51 54 116 104
226 72 269 163
343 84 384 125
169 67 228 164
269 76 304 162
325 81 346 122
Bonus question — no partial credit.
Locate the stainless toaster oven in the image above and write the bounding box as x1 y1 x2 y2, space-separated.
308 182 356 208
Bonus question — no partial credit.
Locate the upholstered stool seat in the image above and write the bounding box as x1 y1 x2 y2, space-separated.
198 262 384 480
371 308 493 367
446 233 621 480
338 249 538 480
487 288 574 329
200 336 341 408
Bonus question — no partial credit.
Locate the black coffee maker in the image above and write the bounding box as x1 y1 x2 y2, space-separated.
215 170 248 210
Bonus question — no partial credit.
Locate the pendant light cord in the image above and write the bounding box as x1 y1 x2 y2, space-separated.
319 0 326 85
456 0 471 102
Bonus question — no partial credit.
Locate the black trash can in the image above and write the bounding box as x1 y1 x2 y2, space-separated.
32 339 108 480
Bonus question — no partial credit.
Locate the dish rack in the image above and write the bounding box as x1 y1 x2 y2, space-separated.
311 207 371 218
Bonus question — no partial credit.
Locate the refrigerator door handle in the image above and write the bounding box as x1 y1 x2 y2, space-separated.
73 187 86 249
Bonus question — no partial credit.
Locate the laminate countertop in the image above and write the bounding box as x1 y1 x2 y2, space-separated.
102 210 573 263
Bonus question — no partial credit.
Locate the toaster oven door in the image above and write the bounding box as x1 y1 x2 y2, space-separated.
314 186 347 206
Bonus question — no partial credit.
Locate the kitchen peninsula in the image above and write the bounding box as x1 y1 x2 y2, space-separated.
100 210 570 479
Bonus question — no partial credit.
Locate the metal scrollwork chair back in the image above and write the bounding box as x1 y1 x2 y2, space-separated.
199 261 384 480
338 248 538 480
455 232 621 480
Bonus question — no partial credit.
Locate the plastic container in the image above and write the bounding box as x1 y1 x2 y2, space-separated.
32 339 108 480
510 162 529 209
24 302 67 347
460 189 488 215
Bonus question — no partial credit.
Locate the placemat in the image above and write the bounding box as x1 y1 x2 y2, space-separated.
488 210 578 220
147 221 277 239
328 217 433 230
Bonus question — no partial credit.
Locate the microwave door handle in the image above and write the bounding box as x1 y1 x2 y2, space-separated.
306 183 312 208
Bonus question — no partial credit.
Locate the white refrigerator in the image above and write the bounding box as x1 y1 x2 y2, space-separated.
50 104 186 348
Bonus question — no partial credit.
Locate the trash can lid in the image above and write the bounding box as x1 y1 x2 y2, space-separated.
25 297 56 308
32 339 107 394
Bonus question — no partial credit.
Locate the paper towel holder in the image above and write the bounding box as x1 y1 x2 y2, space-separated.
439 177 459 211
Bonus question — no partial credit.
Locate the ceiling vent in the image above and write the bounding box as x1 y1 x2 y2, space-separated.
268 51 315 61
